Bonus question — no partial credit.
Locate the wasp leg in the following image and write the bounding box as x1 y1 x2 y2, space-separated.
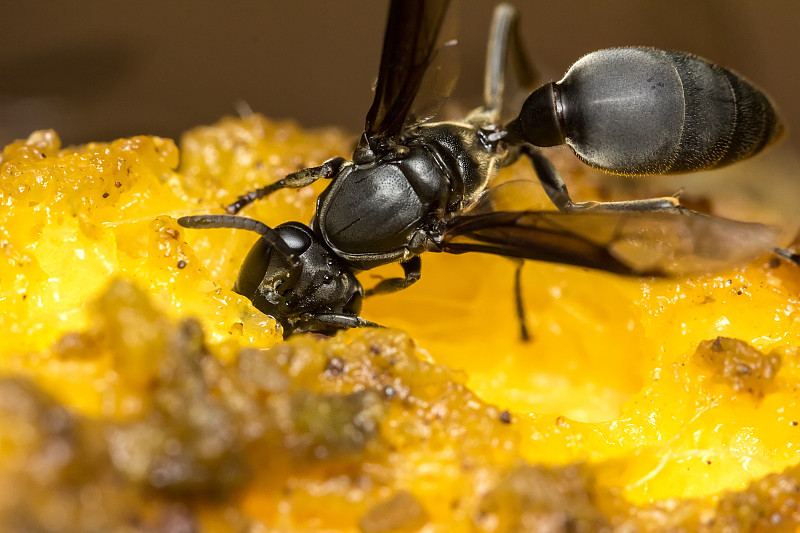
364 256 422 298
482 4 537 122
512 260 531 342
482 7 538 344
522 145 681 213
225 157 347 214
774 247 800 266
283 313 383 338
305 313 384 331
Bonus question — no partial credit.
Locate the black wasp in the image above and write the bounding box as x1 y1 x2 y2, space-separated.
179 1 788 338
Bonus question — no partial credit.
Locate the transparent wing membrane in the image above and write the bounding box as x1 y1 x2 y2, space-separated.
439 209 781 276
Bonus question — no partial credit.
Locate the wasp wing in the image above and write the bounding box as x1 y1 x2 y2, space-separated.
364 0 455 145
436 209 781 276
402 3 459 131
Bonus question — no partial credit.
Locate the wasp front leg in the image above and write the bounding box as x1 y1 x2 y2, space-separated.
289 313 383 338
512 260 531 342
226 157 347 214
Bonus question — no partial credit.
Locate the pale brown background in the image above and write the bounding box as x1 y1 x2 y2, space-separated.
1 1 798 151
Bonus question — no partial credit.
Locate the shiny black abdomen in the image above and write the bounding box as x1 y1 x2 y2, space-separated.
517 48 783 175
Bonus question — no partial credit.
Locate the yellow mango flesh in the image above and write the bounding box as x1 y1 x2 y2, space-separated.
1 117 799 531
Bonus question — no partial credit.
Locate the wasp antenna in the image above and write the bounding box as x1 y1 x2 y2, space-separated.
178 214 302 271
177 214 270 236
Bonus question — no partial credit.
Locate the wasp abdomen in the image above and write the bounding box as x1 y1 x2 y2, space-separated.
516 47 783 175
665 50 782 173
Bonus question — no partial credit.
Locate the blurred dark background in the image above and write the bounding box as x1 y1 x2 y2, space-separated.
2 1 799 151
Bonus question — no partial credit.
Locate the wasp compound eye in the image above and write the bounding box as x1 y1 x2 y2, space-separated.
274 223 313 253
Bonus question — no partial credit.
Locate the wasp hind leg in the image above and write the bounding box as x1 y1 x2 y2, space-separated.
513 261 531 342
522 146 682 213
226 157 347 214
481 3 538 123
774 247 800 267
